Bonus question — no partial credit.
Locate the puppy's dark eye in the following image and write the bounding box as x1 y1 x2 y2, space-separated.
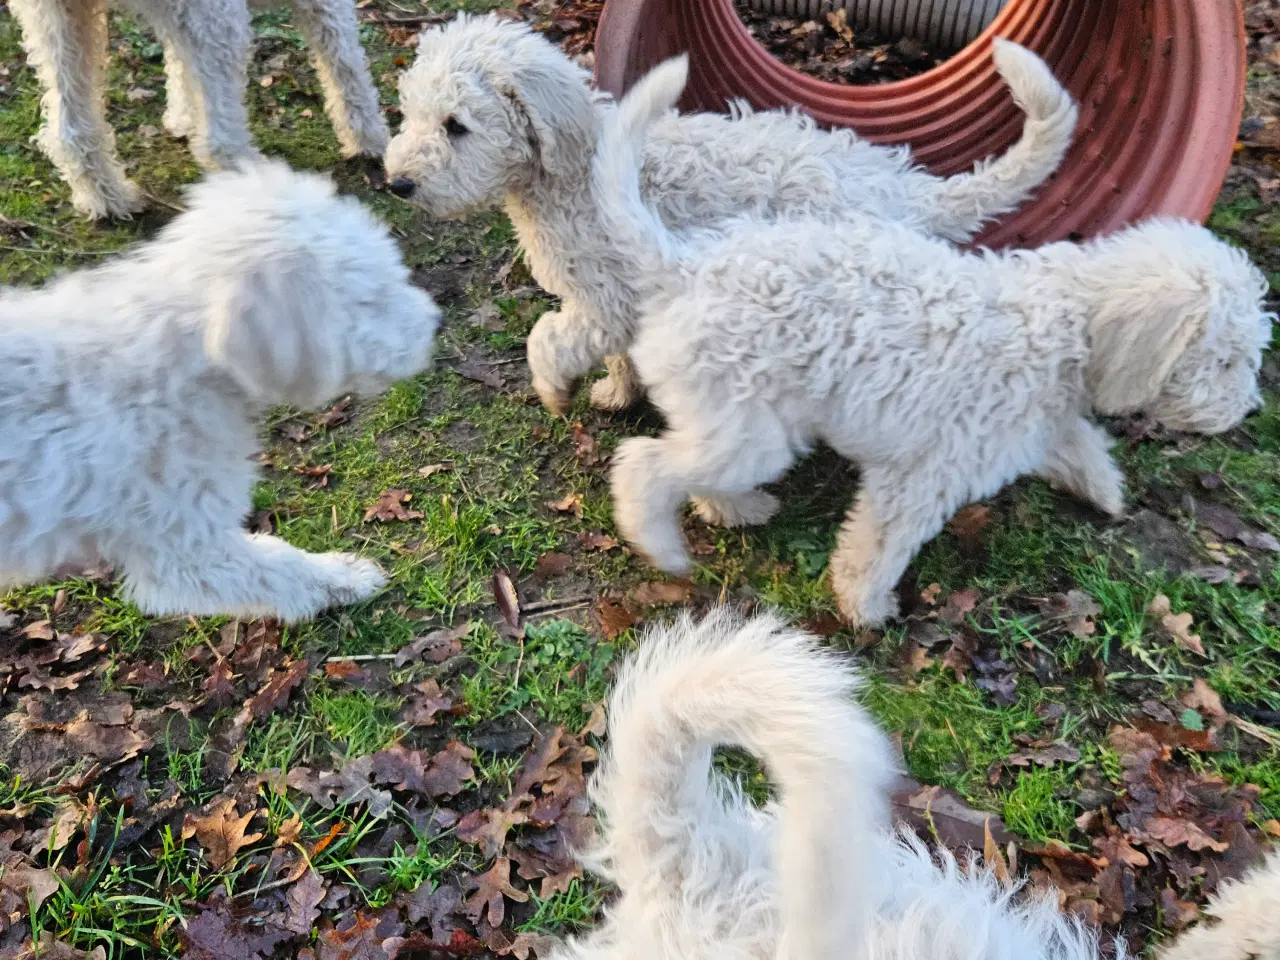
444 115 468 137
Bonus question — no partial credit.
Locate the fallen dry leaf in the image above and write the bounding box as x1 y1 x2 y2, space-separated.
593 598 635 639
183 798 265 869
545 493 583 518
492 570 522 636
280 868 326 934
456 805 530 859
461 856 528 927
393 622 471 667
628 580 694 606
570 422 601 466
1143 816 1229 853
179 899 295 960
239 659 308 723
315 396 355 430
937 587 980 625
531 552 572 581
456 360 505 391
1181 678 1227 721
890 779 1014 853
315 912 397 960
578 530 619 552
1193 500 1280 552
1039 590 1101 638
402 678 457 727
1007 740 1080 768
364 489 424 523
947 504 992 540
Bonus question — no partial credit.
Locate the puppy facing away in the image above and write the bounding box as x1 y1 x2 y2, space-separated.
564 609 1280 960
0 162 440 622
599 59 1273 626
10 0 388 219
384 14 1078 414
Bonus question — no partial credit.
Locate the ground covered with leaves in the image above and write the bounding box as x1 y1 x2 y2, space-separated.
0 0 1279 958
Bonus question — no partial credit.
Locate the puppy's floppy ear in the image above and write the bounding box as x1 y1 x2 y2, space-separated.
498 66 596 179
204 254 347 410
1087 293 1207 416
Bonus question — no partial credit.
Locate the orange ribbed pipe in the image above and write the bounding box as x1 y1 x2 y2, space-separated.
594 0 1245 248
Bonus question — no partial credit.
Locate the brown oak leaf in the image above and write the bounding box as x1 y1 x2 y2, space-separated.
364 489 424 523
461 857 528 927
183 798 265 869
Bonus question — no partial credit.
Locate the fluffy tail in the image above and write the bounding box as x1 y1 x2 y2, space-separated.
589 609 898 960
927 39 1078 240
590 55 691 277
1158 850 1280 960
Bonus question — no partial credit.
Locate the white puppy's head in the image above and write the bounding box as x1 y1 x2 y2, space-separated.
1084 219 1273 435
158 161 440 409
384 14 599 218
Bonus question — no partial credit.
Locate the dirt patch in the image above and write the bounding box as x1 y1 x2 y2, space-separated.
1118 509 1197 576
733 1 942 85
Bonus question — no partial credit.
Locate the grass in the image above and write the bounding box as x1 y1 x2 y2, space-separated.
1 0 1279 955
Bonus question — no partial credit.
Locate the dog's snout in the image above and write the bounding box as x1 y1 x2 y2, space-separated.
388 177 416 199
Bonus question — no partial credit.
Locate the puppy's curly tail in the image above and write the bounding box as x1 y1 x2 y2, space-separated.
926 39 1078 241
591 55 690 275
587 609 897 960
1158 850 1280 960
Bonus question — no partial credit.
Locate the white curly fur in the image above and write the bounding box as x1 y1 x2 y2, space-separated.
383 14 1078 414
560 609 1112 960
598 59 1274 625
0 161 439 622
10 0 388 219
563 610 1279 960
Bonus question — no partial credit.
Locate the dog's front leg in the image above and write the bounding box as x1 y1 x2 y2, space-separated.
829 469 957 626
120 531 386 623
10 0 143 218
161 40 199 138
1035 416 1126 518
289 0 388 158
526 303 619 415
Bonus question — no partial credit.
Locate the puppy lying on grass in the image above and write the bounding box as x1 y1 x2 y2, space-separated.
599 57 1273 626
562 609 1280 960
0 162 439 622
384 14 1077 414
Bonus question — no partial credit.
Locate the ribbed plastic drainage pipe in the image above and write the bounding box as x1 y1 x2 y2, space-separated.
745 0 1007 52
593 0 1246 249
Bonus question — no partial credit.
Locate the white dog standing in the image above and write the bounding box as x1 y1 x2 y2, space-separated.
598 59 1273 626
383 15 1078 414
0 161 439 622
565 609 1280 960
10 0 388 219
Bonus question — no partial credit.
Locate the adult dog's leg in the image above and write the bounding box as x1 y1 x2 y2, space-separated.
690 490 780 528
526 304 621 416
288 0 387 157
613 421 792 574
590 353 643 411
161 40 199 138
829 467 961 626
120 530 386 623
1036 416 1125 518
137 0 256 168
10 0 143 217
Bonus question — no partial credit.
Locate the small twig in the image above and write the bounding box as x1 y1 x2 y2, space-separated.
142 190 187 214
324 653 399 663
519 595 594 614
1231 715 1280 748
524 602 589 620
358 12 444 24
476 357 526 366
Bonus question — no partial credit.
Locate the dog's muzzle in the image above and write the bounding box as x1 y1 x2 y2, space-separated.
388 177 416 199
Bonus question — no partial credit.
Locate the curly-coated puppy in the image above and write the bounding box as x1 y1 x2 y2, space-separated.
384 14 1077 414
10 0 388 219
562 609 1279 960
0 161 439 622
599 60 1273 626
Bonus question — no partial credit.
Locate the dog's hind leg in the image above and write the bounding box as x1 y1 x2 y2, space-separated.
527 304 621 416
690 489 780 527
830 466 962 626
590 353 643 411
135 0 256 168
1035 416 1125 518
10 0 144 218
288 0 388 157
120 531 386 623
613 419 793 574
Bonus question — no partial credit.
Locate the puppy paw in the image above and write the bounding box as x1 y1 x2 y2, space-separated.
70 177 145 220
163 105 198 140
318 553 388 605
833 583 900 628
589 373 640 411
532 376 572 417
691 491 780 528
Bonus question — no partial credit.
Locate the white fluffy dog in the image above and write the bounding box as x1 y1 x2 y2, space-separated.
0 161 439 622
564 609 1280 960
383 14 1078 414
10 0 388 219
598 59 1273 626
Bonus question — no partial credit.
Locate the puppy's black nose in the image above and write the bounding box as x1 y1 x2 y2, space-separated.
388 177 416 199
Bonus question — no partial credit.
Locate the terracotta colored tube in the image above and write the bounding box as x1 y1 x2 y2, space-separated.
593 0 1245 247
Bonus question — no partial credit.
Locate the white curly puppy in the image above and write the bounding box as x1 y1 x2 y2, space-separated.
10 0 388 219
0 161 439 622
383 14 1078 414
600 59 1273 626
563 609 1280 960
